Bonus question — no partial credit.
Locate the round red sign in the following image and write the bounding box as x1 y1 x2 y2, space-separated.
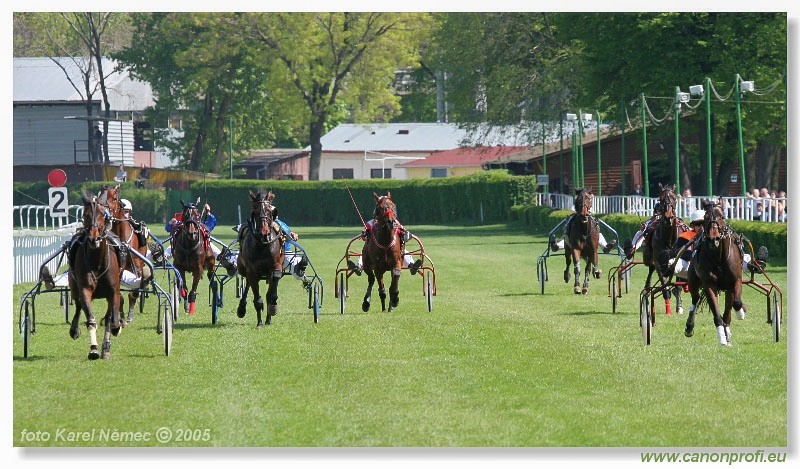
47 169 67 187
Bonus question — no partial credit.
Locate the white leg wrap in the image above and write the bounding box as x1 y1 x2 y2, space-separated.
88 323 98 347
716 325 728 346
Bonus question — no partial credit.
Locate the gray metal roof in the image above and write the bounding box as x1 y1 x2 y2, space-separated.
14 57 154 111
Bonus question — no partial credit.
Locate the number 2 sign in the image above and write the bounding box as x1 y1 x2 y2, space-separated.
48 187 69 217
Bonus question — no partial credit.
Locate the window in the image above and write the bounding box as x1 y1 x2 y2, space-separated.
431 168 448 178
370 168 392 179
332 168 354 179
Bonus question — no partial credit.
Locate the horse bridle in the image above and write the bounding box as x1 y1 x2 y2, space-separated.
370 196 399 250
252 197 277 245
575 191 592 220
83 195 112 246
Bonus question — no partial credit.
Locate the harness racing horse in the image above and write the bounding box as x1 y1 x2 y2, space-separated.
642 183 688 317
685 202 745 346
67 190 124 360
236 190 285 327
171 199 215 315
362 192 404 312
563 188 601 294
103 185 151 323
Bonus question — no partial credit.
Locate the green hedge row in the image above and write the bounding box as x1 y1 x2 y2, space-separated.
14 171 538 227
511 205 787 259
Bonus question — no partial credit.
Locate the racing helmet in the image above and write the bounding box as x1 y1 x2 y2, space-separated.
120 198 132 212
691 209 705 224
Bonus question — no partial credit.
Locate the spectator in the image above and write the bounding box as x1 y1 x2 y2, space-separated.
747 187 761 221
92 125 103 162
777 190 786 222
136 164 150 188
630 183 644 196
760 188 772 222
114 164 128 183
680 187 694 216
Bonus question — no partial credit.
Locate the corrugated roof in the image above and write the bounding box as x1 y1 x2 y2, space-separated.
236 149 308 166
399 146 532 167
315 123 539 153
14 57 154 111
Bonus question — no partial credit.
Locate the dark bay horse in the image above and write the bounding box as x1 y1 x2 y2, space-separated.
236 190 285 327
362 192 404 312
104 185 151 323
67 190 123 360
642 183 688 317
171 199 215 315
685 202 745 346
563 188 601 294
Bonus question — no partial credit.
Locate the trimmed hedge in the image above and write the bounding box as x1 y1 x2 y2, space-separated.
510 204 787 259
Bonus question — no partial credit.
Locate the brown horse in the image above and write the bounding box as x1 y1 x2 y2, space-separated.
103 185 151 323
236 190 285 327
642 183 688 317
171 199 215 316
563 188 601 294
67 190 123 360
362 192 404 311
685 201 745 346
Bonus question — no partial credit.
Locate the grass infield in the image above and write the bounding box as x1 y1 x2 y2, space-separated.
12 224 787 447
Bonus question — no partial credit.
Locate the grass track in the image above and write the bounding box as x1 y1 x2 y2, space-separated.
12 224 787 447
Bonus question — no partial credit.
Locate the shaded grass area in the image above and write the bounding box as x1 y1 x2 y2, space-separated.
12 224 787 447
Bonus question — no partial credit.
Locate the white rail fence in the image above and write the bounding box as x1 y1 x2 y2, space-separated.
13 205 83 284
533 194 786 222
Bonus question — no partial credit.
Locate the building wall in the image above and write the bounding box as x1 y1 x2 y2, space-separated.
319 151 431 180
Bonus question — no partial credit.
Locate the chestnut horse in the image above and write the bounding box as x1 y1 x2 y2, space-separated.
563 188 601 294
642 183 688 317
685 202 745 346
67 190 123 360
236 190 285 327
361 192 403 312
171 199 215 315
103 185 151 323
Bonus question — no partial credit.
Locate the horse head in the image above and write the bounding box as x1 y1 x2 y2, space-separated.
374 192 397 232
703 201 727 246
250 190 277 243
574 188 592 218
657 183 677 220
179 198 203 242
81 190 112 248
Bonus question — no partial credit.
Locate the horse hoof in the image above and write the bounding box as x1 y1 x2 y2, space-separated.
88 345 100 360
684 328 694 337
70 327 81 340
362 301 370 312
677 306 684 315
111 327 121 337
593 271 601 279
564 271 570 283
256 321 264 328
582 288 588 295
237 304 246 318
574 288 582 295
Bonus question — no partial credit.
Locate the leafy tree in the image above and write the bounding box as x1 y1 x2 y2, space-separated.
554 12 787 195
244 12 434 180
115 13 299 173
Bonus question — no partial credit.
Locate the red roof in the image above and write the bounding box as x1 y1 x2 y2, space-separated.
399 146 530 167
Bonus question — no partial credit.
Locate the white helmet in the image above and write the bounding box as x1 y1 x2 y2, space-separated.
120 198 132 211
691 209 705 223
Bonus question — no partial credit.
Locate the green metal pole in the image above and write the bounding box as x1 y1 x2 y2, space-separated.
229 117 234 179
578 109 584 188
596 110 601 196
640 93 650 197
559 117 564 193
620 100 626 196
541 121 548 192
735 75 748 196
572 132 578 188
705 77 713 196
674 87 681 195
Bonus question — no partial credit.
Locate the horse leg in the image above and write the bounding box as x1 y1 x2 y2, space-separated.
101 305 113 359
572 250 582 294
661 275 673 317
378 274 388 312
563 251 572 283
674 286 683 315
69 289 88 340
723 291 735 345
592 251 601 279
733 279 745 320
706 287 729 346
362 271 375 312
265 269 282 325
388 267 401 312
250 277 265 328
187 270 202 315
684 273 701 337
237 280 250 318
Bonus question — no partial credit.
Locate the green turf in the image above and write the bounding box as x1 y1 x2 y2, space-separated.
12 224 787 447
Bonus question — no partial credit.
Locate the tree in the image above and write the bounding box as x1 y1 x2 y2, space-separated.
245 12 434 180
554 12 787 195
116 13 297 172
15 12 131 165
